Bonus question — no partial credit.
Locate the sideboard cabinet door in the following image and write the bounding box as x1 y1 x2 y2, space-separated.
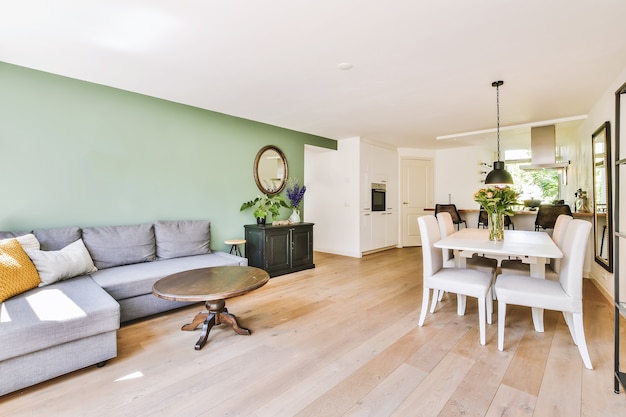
264 228 291 274
244 222 315 277
291 224 314 268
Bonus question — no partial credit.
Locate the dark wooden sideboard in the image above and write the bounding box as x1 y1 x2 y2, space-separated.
244 222 315 277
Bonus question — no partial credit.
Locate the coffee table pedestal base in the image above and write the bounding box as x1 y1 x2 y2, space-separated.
182 299 250 350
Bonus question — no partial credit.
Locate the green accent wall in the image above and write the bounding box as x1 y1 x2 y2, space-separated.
0 62 336 252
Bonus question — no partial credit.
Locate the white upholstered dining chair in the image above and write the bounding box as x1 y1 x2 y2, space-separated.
494 219 593 369
434 212 497 314
418 215 493 345
499 214 573 280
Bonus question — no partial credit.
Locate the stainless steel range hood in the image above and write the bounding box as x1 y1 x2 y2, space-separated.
520 125 569 170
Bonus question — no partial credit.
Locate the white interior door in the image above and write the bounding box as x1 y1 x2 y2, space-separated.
401 158 433 246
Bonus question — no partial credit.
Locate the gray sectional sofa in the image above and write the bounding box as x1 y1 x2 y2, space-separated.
0 220 247 396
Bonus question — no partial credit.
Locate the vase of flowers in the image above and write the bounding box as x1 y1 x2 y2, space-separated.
286 178 306 223
473 186 519 241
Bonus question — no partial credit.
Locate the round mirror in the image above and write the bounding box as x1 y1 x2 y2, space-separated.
254 145 288 195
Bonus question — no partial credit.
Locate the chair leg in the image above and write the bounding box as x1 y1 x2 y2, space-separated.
563 312 578 345
430 290 439 313
531 307 544 332
486 288 493 325
418 287 431 326
478 296 486 345
457 294 467 316
572 313 593 369
498 301 506 351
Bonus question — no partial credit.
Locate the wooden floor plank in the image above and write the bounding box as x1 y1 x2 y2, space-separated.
500 309 558 397
390 351 474 417
342 363 428 417
437 337 517 417
532 319 583 417
484 384 536 417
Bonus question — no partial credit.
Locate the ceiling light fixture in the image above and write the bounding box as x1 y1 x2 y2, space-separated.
338 62 353 70
485 80 514 185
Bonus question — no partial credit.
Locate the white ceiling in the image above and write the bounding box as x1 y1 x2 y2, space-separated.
2 1 626 150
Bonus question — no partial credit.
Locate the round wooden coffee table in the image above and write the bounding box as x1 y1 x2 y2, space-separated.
153 266 269 350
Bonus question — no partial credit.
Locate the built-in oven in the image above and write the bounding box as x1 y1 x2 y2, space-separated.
371 183 386 211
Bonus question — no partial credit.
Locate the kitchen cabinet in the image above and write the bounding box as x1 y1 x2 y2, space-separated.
384 210 398 247
371 212 386 249
360 211 398 254
244 223 315 277
360 142 398 254
361 143 396 188
360 212 373 252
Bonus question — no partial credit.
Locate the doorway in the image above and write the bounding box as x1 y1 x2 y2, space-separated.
401 158 433 246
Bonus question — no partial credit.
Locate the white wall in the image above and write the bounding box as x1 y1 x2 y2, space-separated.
305 139 361 257
433 146 494 209
581 65 626 300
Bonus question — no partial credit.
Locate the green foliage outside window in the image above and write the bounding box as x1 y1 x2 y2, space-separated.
506 163 560 203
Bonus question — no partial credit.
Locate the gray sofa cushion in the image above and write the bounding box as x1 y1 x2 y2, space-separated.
154 220 211 259
33 226 81 251
82 224 156 269
0 230 32 240
0 275 120 361
90 253 241 300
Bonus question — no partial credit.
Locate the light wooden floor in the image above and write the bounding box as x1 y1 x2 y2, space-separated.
2 248 626 416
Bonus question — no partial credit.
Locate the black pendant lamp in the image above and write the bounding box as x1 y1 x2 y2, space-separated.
485 80 514 185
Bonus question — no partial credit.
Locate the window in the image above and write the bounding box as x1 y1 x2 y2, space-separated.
503 150 562 203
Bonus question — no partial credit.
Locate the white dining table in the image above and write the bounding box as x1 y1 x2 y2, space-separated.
434 228 562 332
434 228 562 279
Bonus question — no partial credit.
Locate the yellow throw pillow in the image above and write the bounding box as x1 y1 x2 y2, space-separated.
0 238 41 302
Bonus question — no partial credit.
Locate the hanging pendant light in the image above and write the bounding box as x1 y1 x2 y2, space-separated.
485 80 514 185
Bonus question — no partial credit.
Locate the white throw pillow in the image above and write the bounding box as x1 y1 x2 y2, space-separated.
0 233 40 250
26 239 98 286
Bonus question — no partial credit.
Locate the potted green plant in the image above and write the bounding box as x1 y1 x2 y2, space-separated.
240 194 289 225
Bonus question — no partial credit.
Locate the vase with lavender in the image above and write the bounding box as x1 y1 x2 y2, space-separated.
286 178 306 223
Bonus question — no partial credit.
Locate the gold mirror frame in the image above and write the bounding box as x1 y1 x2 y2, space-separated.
592 121 613 272
253 145 288 196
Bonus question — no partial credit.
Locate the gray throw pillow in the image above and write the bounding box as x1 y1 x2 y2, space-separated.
0 230 32 240
33 226 82 251
82 223 156 269
154 220 211 260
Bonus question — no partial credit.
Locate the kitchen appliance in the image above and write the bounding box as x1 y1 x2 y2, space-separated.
521 125 569 170
371 183 386 211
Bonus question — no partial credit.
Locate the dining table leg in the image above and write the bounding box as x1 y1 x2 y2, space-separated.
452 249 468 315
528 257 547 279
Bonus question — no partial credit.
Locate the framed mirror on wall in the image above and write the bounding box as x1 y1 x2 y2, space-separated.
254 145 288 195
592 121 613 271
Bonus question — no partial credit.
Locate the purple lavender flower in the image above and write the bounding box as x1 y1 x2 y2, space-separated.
286 178 306 208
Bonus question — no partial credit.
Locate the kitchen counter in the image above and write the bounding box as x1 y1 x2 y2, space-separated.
454 208 593 218
424 208 592 232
